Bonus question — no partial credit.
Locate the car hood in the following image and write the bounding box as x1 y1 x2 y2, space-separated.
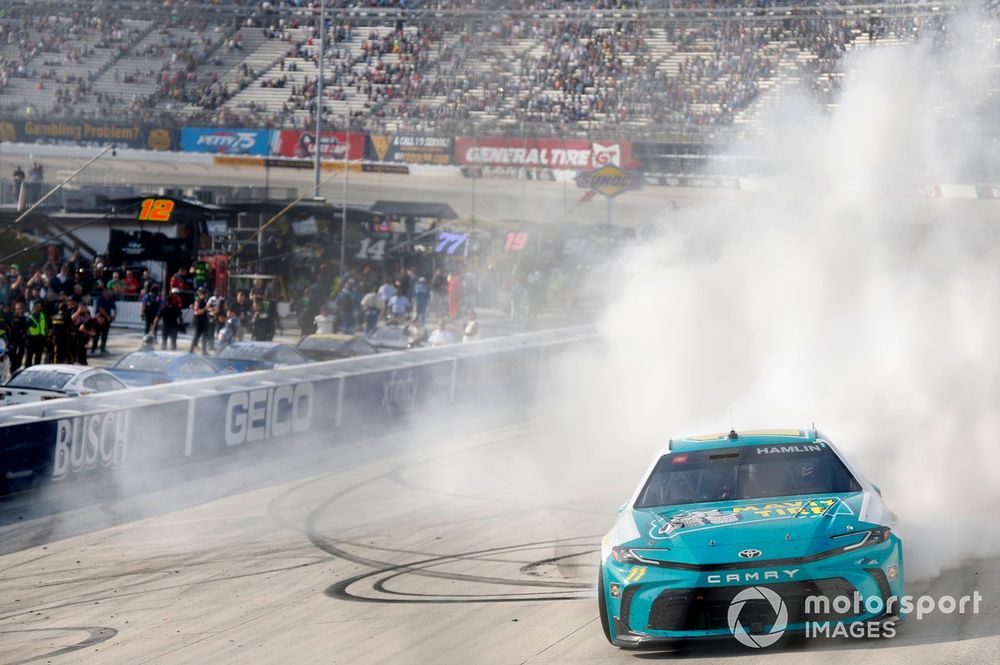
618 492 874 564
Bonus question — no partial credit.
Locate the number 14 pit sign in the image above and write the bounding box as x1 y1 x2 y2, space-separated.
576 165 644 225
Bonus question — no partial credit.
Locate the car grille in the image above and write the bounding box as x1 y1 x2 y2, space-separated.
646 578 859 632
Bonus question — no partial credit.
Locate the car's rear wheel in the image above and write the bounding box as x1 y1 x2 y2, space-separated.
597 569 614 644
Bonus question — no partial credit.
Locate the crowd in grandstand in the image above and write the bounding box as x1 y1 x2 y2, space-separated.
0 1 946 137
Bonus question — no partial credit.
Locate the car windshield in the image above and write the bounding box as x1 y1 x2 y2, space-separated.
7 369 74 391
369 328 406 344
217 345 272 360
635 443 862 509
298 337 349 352
114 353 172 372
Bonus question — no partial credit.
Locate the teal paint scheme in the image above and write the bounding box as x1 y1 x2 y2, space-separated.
598 429 904 648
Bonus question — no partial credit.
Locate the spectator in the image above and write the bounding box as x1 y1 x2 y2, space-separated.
462 311 479 343
250 300 276 341
153 292 182 351
73 304 96 365
314 304 335 334
388 289 410 323
12 165 25 201
49 302 73 363
7 301 27 374
106 271 125 295
427 319 456 347
413 276 431 325
215 306 240 352
141 288 161 334
25 300 48 366
360 287 383 335
122 270 140 296
377 277 396 317
189 287 210 354
447 272 463 319
431 269 448 316
92 288 116 353
206 289 223 352
295 286 318 337
335 286 355 333
234 290 251 340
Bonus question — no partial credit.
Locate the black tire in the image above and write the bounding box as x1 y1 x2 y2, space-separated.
598 569 614 645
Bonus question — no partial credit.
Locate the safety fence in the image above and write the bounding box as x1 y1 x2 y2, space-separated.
0 325 596 494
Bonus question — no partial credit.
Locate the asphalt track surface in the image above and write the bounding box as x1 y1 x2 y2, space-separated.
0 408 998 665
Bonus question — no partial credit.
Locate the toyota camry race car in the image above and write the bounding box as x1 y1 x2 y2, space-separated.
599 428 903 648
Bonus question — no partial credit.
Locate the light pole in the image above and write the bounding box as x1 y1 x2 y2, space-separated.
340 112 348 272
313 0 325 198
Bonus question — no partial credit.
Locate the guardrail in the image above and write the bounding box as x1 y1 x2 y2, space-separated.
0 325 597 494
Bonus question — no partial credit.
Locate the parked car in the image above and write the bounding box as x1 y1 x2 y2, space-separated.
208 342 309 373
0 365 128 405
366 323 426 352
295 334 380 362
109 351 222 387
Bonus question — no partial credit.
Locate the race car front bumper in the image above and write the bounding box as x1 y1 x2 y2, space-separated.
602 535 904 646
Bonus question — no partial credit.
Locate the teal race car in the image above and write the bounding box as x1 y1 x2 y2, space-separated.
599 428 903 649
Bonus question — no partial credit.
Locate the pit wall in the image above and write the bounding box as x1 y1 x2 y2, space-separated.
0 326 596 494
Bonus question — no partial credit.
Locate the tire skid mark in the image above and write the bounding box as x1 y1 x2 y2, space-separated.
0 626 117 665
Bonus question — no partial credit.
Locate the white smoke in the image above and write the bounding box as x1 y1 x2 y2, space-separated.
543 12 1000 580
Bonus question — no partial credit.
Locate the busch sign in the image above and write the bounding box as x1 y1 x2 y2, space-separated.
52 412 129 480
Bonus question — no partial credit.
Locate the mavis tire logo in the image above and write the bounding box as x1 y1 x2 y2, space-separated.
728 586 788 648
52 412 128 480
225 384 312 446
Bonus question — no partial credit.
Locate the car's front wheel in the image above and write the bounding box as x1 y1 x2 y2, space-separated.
597 568 614 645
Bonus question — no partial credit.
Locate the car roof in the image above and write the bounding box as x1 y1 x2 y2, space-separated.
17 364 100 376
226 341 287 349
122 350 197 359
668 428 821 453
304 334 354 342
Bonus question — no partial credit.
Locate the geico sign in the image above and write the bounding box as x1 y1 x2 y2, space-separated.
225 383 313 446
52 412 128 480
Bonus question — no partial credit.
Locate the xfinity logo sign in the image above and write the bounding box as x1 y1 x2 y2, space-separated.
707 569 799 584
197 131 259 152
381 371 420 413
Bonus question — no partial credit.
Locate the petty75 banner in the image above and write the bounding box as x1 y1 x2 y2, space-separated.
453 137 636 170
272 130 366 160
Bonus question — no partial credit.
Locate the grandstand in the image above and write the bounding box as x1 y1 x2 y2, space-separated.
0 1 968 142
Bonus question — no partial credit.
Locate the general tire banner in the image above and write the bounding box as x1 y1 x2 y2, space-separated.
454 137 636 171
272 130 365 160
0 118 177 150
368 134 452 165
181 127 272 155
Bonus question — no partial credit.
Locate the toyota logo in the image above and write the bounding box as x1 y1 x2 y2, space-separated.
738 549 762 559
